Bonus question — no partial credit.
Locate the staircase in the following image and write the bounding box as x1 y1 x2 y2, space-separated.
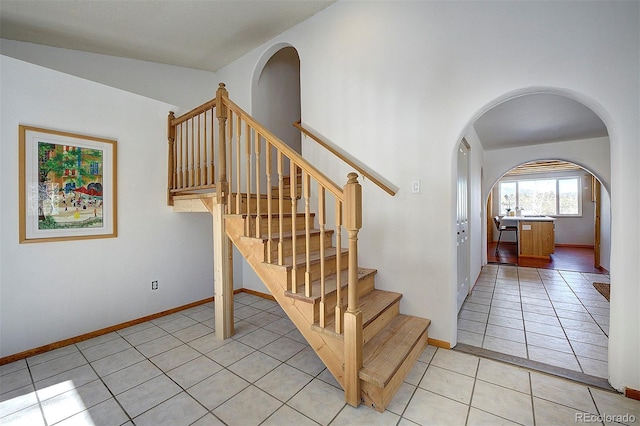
168 84 430 412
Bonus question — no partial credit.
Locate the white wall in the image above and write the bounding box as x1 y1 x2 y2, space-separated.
0 39 218 109
213 1 639 392
0 56 215 358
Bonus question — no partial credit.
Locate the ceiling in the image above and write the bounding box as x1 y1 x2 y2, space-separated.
474 93 608 150
0 0 335 72
0 1 608 151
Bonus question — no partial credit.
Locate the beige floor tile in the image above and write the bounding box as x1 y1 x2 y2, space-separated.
571 341 608 362
419 365 475 404
527 346 581 371
590 387 640 421
487 314 524 330
471 380 533 426
34 364 98 401
485 323 526 343
577 356 608 378
404 388 469 425
332 404 401 425
166 356 222 389
261 405 317 426
524 321 565 338
526 332 573 353
457 329 484 346
482 335 528 358
172 323 215 343
288 379 345 425
530 371 598 414
254 364 312 402
466 407 520 425
101 360 162 395
133 392 208 426
41 379 112 425
228 351 280 383
260 336 306 362
476 358 530 394
533 396 585 425
213 385 282 426
90 347 146 377
150 344 201 372
187 369 249 410
205 340 254 367
385 382 416 415
135 335 183 358
54 397 128 426
430 348 479 377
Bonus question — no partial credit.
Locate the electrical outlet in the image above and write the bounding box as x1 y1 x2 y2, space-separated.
151 280 158 290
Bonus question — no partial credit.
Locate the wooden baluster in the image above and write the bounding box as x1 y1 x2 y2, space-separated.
255 133 262 238
290 163 298 294
209 106 215 187
235 114 242 214
334 199 343 334
167 112 176 205
319 187 326 327
245 122 252 233
277 152 285 266
177 123 184 189
304 172 312 297
203 111 208 187
195 114 201 187
266 141 273 263
190 118 195 187
343 172 362 407
226 111 233 214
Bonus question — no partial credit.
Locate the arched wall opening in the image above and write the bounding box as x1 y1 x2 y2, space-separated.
251 44 301 153
454 87 613 382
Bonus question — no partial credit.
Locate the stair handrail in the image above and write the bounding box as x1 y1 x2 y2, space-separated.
222 98 344 199
294 120 398 196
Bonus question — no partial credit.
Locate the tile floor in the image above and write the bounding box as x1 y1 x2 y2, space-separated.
2 290 638 426
458 264 611 378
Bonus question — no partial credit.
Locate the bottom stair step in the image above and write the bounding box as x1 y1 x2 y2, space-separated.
359 315 431 388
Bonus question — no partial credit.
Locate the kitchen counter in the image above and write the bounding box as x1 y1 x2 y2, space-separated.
502 216 555 258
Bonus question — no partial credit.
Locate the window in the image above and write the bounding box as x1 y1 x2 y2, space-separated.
499 177 581 216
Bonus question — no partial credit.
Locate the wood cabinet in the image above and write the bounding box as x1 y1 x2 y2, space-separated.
518 220 555 258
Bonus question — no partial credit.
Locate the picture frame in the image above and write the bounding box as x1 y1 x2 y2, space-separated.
19 125 117 243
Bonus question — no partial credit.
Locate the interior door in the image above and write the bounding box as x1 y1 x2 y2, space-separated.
456 140 471 312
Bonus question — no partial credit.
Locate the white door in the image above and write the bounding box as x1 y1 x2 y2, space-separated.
456 140 470 312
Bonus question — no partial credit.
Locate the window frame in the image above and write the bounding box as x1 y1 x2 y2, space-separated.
498 176 582 217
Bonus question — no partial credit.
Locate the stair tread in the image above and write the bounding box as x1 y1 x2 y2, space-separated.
315 289 401 330
285 267 377 303
359 315 431 388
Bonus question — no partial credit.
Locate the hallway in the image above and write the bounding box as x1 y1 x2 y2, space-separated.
457 263 610 381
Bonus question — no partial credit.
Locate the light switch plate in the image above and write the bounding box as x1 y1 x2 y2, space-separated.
411 179 421 194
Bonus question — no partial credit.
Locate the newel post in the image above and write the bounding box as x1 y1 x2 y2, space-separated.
213 82 233 339
167 111 176 206
343 172 363 407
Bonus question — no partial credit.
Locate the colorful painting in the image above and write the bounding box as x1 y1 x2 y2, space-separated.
19 126 117 243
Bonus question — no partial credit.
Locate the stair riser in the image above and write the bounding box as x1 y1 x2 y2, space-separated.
246 214 314 236
290 251 349 290
228 193 281 214
300 272 377 324
266 232 334 261
363 301 400 345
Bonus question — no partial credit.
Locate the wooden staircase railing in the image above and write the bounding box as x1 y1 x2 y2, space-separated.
167 83 429 411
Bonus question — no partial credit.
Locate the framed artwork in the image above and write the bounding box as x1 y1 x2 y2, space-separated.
19 125 117 243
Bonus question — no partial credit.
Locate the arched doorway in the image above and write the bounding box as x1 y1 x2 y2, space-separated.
455 90 612 383
252 45 301 153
